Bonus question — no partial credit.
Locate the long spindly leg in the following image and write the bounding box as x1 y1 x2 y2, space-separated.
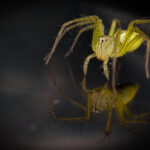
64 58 86 97
114 101 135 134
45 87 92 121
103 58 109 80
57 15 102 37
115 97 149 134
65 24 94 57
120 19 150 52
118 26 150 78
46 94 87 121
115 96 149 122
108 19 121 36
81 76 91 93
130 28 150 78
114 101 139 134
83 17 105 76
101 19 121 82
47 67 86 111
44 21 94 64
44 15 104 64
111 28 122 94
145 40 150 78
112 57 117 94
105 101 113 135
83 53 96 75
118 20 150 78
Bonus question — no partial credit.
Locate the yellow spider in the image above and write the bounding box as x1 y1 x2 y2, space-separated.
44 16 150 81
46 61 150 135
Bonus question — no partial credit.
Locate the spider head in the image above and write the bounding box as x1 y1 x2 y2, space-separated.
94 36 115 61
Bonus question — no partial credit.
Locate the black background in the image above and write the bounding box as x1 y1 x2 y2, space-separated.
1 0 150 149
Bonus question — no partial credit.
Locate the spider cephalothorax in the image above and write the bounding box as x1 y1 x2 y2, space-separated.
94 36 115 61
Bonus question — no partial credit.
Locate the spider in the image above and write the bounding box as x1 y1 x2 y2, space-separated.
44 16 150 82
45 59 150 135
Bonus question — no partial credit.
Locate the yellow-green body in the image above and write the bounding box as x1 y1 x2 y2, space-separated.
89 18 150 80
92 30 143 61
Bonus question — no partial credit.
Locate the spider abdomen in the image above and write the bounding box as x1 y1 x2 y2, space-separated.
119 30 143 52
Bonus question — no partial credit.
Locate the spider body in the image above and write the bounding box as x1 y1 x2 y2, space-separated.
44 16 150 80
90 87 119 113
94 31 143 61
88 83 139 114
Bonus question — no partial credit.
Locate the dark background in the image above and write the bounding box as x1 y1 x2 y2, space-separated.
1 0 150 149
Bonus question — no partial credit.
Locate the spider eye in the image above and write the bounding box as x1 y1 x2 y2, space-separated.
99 37 107 43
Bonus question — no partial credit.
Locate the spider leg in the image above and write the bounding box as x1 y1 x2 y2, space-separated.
132 27 150 78
92 19 121 81
114 96 149 134
83 53 96 75
57 15 102 37
45 87 92 121
64 58 86 97
112 57 117 93
82 76 91 93
103 58 109 80
47 67 86 111
44 15 103 64
145 40 150 78
114 98 139 134
108 19 121 36
119 26 150 78
91 17 104 50
111 28 122 94
105 101 113 135
46 94 88 121
65 24 94 57
44 21 93 63
120 19 150 51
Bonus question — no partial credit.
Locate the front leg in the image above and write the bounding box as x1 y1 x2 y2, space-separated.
108 19 121 36
103 58 109 80
83 53 96 75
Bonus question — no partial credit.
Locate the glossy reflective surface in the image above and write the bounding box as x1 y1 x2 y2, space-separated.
1 1 150 149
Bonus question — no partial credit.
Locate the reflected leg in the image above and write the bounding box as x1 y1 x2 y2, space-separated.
64 58 86 97
47 67 86 111
83 53 96 75
105 101 113 135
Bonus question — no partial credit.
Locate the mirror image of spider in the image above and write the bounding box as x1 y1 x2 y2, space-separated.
44 16 150 85
45 59 150 135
